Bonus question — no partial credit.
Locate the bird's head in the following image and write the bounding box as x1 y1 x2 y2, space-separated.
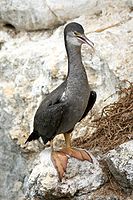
64 22 94 49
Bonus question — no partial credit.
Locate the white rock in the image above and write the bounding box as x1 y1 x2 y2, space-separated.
47 0 98 21
0 0 98 30
0 0 58 30
105 141 133 192
1 0 132 31
0 129 28 200
25 148 106 199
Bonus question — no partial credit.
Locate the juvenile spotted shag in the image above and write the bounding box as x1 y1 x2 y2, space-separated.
26 22 97 181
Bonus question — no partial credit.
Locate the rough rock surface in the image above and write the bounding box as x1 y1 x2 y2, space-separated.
105 141 133 193
74 195 120 200
0 0 98 30
0 0 132 31
24 148 106 199
0 129 28 200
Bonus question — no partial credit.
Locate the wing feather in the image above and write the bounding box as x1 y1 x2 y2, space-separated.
34 98 67 141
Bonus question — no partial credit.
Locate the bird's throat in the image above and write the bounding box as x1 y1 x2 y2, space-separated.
66 43 82 63
65 43 84 78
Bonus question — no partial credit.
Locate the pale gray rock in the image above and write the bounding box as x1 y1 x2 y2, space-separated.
0 129 28 200
73 190 133 200
0 0 132 31
0 0 59 30
24 148 106 199
46 0 98 22
88 197 119 200
73 195 115 200
105 141 133 193
94 197 119 200
0 0 98 31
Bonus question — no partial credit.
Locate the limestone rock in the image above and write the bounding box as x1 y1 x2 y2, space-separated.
24 148 106 199
0 0 132 31
0 0 98 31
74 196 120 200
105 141 133 192
0 0 58 31
0 129 28 200
73 194 119 200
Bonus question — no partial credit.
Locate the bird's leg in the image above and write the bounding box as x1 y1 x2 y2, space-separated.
61 132 93 163
51 140 68 181
64 132 71 147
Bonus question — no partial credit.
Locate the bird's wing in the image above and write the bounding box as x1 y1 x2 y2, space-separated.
80 90 97 121
34 93 67 144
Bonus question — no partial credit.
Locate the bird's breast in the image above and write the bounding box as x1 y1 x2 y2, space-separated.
57 80 90 133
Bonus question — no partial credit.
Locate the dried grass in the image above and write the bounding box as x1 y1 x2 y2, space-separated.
73 81 133 153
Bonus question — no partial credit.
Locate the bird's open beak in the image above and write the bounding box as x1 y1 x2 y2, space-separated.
77 34 94 49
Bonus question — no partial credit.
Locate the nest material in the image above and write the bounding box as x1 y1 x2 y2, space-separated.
74 81 133 153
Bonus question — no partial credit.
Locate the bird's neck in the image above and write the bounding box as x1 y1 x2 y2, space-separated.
65 43 84 78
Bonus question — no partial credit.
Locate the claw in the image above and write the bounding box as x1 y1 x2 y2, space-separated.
51 151 68 181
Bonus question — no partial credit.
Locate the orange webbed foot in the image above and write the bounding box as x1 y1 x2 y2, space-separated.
61 147 93 163
51 151 68 181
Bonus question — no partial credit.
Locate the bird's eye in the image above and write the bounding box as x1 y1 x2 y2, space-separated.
74 31 79 36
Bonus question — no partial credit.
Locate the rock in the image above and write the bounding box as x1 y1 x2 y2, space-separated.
90 197 119 200
0 0 98 31
75 196 119 200
105 141 133 193
72 189 121 200
73 187 133 200
0 0 59 31
0 0 132 31
24 148 106 199
0 129 28 200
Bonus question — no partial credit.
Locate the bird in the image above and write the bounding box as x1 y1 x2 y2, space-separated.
25 22 97 181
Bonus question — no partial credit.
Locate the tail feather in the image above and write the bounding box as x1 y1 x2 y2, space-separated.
25 130 40 144
41 136 50 145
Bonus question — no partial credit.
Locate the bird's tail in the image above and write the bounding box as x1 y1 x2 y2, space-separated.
25 130 39 144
